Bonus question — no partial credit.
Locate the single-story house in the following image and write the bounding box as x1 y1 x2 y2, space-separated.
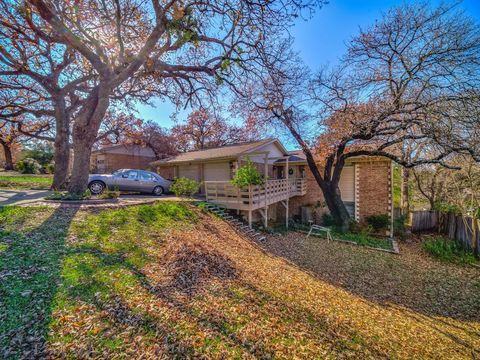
90 144 157 174
151 139 393 232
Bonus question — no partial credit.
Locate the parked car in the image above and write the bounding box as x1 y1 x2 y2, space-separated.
88 169 172 196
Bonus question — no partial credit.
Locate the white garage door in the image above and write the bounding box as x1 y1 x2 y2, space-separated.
178 165 200 181
339 166 355 202
204 162 231 181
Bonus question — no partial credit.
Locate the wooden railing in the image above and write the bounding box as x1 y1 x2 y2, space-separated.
204 178 307 211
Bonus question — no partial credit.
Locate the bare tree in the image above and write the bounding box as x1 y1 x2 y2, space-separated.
240 2 480 229
23 0 321 193
171 109 254 151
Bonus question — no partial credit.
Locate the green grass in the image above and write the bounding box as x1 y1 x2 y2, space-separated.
0 173 52 189
422 236 479 265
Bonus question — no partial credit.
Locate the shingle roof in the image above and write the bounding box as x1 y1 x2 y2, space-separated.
151 139 278 165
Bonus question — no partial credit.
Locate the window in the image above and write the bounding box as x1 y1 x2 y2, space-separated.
126 170 138 180
139 171 154 181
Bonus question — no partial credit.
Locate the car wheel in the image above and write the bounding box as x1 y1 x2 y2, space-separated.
153 186 164 196
89 181 105 195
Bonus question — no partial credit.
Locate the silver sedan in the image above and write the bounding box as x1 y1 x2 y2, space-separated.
88 169 172 196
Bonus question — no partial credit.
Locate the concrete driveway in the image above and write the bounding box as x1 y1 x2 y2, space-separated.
0 189 189 207
0 189 52 206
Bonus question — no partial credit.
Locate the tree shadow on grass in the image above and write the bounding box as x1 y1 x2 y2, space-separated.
0 204 79 359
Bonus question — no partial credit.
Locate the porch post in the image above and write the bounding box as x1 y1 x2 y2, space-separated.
286 155 289 229
264 153 268 229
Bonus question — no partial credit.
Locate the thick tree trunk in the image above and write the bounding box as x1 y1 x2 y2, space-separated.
51 97 70 190
1 143 14 170
67 88 110 194
321 182 351 231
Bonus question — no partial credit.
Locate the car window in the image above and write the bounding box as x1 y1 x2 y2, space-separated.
126 170 138 180
139 172 154 181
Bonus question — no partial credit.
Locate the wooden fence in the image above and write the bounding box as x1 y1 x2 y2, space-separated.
411 211 479 256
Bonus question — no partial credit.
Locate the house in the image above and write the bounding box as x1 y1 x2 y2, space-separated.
90 144 157 174
151 139 393 232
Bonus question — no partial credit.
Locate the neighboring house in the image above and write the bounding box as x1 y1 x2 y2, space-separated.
151 139 393 232
90 144 157 174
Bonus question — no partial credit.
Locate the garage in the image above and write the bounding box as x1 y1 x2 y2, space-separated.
178 164 200 181
204 162 231 181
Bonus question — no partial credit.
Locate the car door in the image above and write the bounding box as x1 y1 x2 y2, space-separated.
137 171 157 193
117 170 139 191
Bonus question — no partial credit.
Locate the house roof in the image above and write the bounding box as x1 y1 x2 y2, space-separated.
151 139 285 166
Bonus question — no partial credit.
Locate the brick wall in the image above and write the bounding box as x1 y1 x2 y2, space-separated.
156 166 175 180
91 153 156 173
357 160 391 223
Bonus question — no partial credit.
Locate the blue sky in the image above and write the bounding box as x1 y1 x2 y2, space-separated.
136 0 480 128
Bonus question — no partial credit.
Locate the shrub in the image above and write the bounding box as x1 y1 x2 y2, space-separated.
98 189 121 199
170 177 201 197
366 214 390 232
15 158 42 174
321 213 336 226
231 158 264 188
393 214 407 240
44 162 55 174
22 143 54 166
423 236 477 264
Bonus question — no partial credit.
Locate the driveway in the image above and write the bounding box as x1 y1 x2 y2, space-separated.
0 189 190 207
0 189 52 206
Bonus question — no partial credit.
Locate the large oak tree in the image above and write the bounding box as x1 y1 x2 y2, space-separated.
22 0 321 193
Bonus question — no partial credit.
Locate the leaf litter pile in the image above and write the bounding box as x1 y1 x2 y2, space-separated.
1 202 479 359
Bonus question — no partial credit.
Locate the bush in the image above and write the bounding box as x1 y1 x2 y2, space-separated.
15 158 42 174
22 143 54 166
44 162 55 174
321 213 336 226
231 158 264 188
366 214 390 232
423 236 477 264
170 177 201 197
393 214 407 240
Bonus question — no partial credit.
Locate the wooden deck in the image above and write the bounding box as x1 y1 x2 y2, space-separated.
204 178 307 211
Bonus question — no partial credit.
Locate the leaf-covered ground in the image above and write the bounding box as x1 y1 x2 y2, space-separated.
0 203 479 359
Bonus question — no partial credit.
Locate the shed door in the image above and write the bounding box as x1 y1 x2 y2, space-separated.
204 162 231 181
339 166 355 202
178 165 200 181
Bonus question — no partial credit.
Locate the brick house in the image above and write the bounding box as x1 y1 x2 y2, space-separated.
90 144 157 174
151 139 393 232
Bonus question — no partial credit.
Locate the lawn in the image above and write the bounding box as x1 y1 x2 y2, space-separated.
0 171 52 189
1 203 479 359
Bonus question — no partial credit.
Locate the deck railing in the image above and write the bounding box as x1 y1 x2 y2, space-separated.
204 178 306 211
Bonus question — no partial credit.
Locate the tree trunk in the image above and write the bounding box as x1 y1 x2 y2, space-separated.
67 88 110 194
51 97 70 190
322 182 351 231
402 168 410 213
1 143 14 170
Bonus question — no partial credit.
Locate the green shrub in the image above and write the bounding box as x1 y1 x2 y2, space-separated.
393 214 407 240
170 177 201 197
22 143 54 166
231 158 264 188
15 158 42 174
422 236 477 264
44 162 55 174
321 213 336 226
366 214 390 232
